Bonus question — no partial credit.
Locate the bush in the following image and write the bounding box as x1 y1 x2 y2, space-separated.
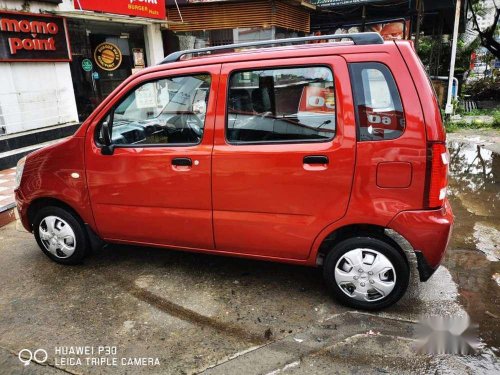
463 78 500 101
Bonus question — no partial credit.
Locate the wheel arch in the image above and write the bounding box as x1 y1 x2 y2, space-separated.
27 197 83 230
315 224 411 267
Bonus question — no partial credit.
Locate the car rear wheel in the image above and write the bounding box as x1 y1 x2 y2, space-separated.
33 206 88 265
323 237 409 310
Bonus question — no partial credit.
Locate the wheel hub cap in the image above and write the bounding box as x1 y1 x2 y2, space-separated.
39 216 76 259
334 248 396 302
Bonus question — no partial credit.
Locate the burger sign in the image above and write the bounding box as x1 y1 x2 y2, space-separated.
94 42 122 71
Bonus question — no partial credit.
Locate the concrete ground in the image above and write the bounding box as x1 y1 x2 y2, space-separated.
0 130 499 374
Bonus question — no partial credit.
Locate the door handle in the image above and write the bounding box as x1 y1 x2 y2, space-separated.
303 155 329 165
172 157 192 167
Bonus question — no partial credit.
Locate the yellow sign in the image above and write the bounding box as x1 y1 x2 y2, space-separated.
94 42 122 71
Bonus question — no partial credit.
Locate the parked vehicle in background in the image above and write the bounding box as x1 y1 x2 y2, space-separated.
15 33 453 310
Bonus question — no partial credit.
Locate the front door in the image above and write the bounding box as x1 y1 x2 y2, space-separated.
212 57 356 260
85 65 220 249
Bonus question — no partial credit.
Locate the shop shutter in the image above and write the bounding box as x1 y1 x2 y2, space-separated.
167 0 310 33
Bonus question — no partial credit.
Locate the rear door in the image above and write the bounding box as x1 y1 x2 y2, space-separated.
212 56 356 260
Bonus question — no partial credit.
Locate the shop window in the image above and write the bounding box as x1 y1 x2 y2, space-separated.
226 66 336 144
349 62 405 141
98 74 211 146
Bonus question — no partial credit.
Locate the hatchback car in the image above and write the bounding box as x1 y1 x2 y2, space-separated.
15 32 453 310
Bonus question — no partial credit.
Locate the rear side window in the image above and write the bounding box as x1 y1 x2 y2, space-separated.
226 66 336 144
349 63 405 141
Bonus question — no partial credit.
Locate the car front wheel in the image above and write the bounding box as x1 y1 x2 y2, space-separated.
33 206 88 265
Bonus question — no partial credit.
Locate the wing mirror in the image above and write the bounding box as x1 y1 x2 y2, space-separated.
101 120 115 155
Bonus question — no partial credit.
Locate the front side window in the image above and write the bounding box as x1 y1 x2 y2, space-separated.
227 66 336 144
349 62 405 141
98 74 211 146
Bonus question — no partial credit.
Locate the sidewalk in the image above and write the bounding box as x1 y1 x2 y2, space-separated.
0 167 16 210
0 167 16 227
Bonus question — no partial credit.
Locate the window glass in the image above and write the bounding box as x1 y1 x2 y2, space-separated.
98 74 211 146
350 63 405 141
227 66 336 143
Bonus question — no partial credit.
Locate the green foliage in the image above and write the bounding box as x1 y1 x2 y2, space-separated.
444 108 500 132
417 36 481 76
462 78 500 100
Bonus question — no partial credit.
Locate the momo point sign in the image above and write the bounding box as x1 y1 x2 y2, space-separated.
0 11 71 62
77 0 166 20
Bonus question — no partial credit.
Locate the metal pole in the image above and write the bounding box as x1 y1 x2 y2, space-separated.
445 0 462 115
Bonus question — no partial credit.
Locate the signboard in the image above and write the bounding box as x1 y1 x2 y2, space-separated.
0 11 71 62
299 86 335 113
94 42 122 71
77 0 166 20
82 58 93 71
309 0 387 7
132 48 145 67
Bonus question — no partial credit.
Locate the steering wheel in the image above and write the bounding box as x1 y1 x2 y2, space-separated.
180 112 203 139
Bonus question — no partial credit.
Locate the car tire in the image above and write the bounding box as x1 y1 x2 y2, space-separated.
33 206 88 265
323 236 409 310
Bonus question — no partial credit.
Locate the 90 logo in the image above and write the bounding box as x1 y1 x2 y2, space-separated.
18 349 48 366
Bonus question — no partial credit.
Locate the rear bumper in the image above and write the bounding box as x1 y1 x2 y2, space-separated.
388 199 454 281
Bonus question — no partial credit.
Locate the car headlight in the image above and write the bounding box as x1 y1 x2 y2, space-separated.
15 156 26 189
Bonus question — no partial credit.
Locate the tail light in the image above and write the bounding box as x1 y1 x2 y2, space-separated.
424 142 449 209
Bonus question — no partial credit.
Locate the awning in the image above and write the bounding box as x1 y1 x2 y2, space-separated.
47 10 175 27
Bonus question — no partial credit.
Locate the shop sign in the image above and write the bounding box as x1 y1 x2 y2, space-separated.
77 0 166 20
94 42 122 71
82 58 93 71
0 11 71 62
133 48 145 67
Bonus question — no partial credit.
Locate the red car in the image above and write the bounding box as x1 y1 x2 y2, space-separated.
14 33 453 310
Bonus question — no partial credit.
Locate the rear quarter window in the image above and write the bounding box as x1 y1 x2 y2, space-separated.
349 62 405 141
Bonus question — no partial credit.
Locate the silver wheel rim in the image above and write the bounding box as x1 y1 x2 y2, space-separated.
334 248 396 302
38 216 76 259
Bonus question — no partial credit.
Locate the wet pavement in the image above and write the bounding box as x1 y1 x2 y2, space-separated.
0 130 499 374
445 131 500 351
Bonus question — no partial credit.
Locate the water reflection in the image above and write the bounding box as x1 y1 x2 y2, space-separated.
445 139 500 349
448 141 499 217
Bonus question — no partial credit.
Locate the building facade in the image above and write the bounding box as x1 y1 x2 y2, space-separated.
164 0 313 54
0 0 165 142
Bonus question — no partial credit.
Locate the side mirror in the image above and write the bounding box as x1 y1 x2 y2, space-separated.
101 121 115 155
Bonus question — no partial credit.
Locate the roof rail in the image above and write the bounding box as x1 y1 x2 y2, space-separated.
160 32 384 65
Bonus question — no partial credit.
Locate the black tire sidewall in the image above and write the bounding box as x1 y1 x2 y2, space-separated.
323 236 409 310
33 206 88 265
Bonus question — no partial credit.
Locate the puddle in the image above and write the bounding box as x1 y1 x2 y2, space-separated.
445 138 500 349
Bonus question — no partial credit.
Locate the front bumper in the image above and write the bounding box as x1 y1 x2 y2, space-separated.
14 188 31 232
388 199 454 281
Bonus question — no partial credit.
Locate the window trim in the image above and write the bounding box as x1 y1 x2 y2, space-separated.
348 62 405 142
225 64 337 146
94 72 212 149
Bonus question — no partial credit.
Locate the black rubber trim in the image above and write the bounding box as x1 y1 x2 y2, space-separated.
415 251 438 281
84 224 106 252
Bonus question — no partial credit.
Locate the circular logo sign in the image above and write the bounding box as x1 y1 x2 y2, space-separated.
94 42 122 71
81 58 93 72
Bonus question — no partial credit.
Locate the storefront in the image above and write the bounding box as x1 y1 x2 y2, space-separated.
165 0 313 53
0 0 167 167
56 0 167 119
0 0 167 139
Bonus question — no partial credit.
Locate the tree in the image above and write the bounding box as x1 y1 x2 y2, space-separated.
468 0 500 58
